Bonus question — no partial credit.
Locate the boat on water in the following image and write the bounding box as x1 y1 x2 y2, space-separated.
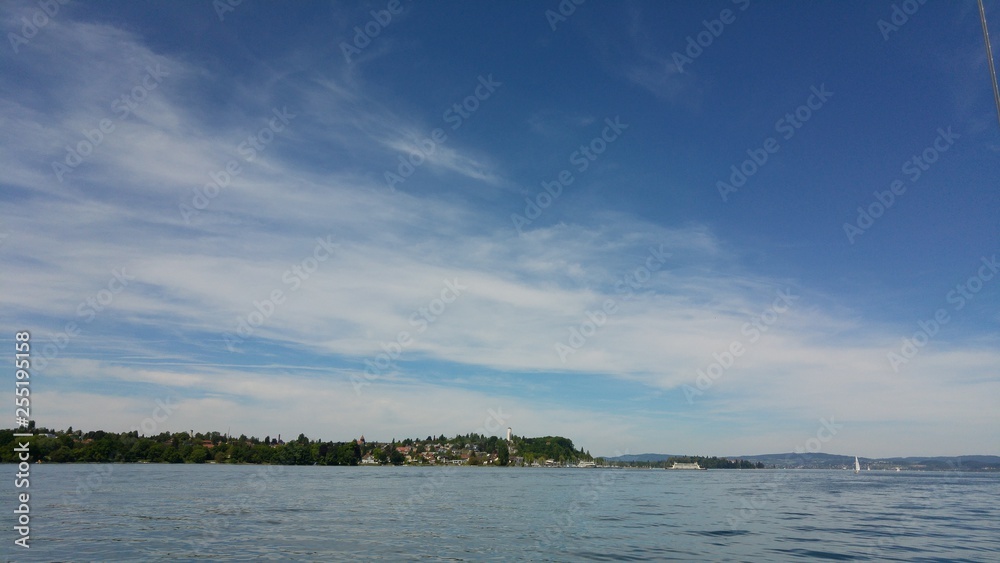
854 456 861 474
668 462 707 470
576 460 596 468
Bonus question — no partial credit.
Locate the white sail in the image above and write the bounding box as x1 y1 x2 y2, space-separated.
854 456 861 473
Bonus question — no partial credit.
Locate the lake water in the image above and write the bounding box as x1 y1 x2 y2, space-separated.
5 465 999 561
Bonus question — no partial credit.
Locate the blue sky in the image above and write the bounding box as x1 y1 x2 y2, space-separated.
2 0 998 457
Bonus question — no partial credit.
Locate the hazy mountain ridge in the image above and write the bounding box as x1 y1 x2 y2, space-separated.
604 453 685 462
604 453 1000 471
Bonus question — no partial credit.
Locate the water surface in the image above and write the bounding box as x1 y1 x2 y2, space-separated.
5 465 998 561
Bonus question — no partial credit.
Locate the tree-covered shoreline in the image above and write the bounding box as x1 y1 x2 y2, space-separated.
0 427 599 467
2 427 771 469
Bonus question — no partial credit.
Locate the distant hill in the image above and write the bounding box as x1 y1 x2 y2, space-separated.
602 453 760 469
737 453 1000 471
874 455 1000 471
604 452 1000 471
736 452 856 468
604 453 684 463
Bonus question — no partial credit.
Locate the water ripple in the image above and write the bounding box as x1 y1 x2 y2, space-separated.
5 466 998 561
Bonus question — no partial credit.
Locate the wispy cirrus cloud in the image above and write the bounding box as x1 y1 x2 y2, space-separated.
2 1 997 458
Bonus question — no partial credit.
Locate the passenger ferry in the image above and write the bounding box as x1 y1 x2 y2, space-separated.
668 462 707 470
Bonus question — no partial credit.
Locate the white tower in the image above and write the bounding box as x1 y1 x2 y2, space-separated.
506 427 512 442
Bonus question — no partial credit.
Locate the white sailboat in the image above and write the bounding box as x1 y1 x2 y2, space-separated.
854 456 861 474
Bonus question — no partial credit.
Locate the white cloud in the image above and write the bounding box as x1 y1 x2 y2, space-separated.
3 7 997 458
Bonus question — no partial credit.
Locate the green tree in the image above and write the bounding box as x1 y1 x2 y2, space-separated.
163 448 183 463
147 442 165 462
332 442 360 465
48 446 75 463
188 446 209 463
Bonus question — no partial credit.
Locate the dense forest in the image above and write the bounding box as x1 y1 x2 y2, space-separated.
2 427 362 465
514 435 592 464
0 427 592 466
